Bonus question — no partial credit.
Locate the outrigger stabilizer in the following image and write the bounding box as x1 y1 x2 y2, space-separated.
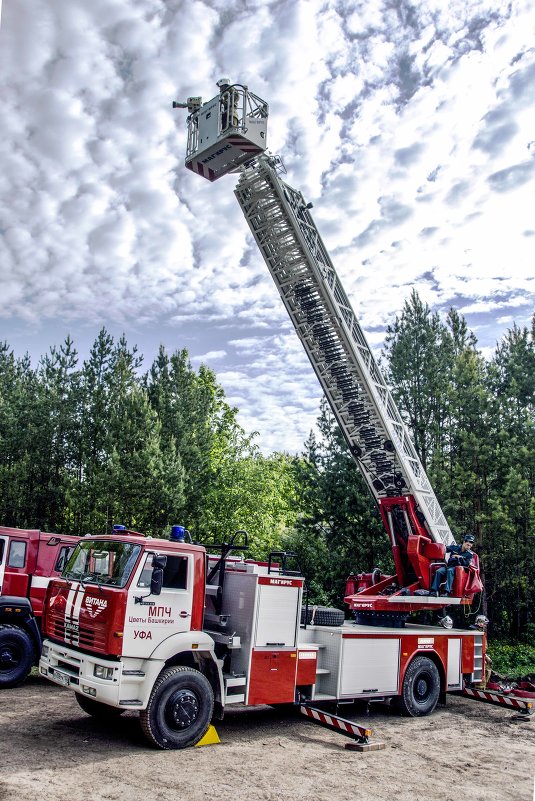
300 705 385 751
461 687 534 721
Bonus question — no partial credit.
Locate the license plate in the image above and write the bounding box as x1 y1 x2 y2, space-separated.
52 669 70 687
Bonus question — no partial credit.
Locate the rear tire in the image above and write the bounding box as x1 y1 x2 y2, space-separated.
140 666 214 750
75 692 125 719
0 624 35 688
396 655 440 716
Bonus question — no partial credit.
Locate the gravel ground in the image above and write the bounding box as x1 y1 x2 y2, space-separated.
1 674 534 801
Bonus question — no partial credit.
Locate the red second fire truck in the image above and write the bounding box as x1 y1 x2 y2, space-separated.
0 526 77 687
40 83 486 748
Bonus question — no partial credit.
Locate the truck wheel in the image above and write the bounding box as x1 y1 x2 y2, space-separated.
396 655 440 716
301 606 344 627
0 624 35 688
140 666 214 750
75 692 125 719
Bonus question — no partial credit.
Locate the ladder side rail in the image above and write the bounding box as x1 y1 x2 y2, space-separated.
234 161 410 484
235 157 453 547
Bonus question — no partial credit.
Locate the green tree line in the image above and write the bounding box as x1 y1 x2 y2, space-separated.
284 291 534 643
0 329 296 554
1 295 533 643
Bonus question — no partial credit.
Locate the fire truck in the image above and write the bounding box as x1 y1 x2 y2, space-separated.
0 526 77 687
39 83 485 749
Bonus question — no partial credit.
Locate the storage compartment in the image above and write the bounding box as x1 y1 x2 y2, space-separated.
247 648 297 705
447 638 462 689
255 583 300 647
296 648 318 685
339 637 400 696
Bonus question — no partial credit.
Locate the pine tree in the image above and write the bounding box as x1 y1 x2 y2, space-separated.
286 400 388 606
384 289 450 471
28 337 82 531
486 317 535 639
0 344 37 525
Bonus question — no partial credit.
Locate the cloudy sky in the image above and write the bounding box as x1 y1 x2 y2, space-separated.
1 0 534 454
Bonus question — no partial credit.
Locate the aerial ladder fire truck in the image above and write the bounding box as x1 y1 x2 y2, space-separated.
39 82 490 749
0 526 77 687
177 80 484 620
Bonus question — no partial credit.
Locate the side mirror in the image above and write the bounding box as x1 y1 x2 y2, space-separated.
151 568 164 596
152 554 167 570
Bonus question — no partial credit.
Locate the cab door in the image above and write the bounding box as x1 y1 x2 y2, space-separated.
4 539 30 598
0 535 8 593
123 552 194 657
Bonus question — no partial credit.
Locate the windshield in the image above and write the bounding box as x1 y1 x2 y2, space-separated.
63 540 142 588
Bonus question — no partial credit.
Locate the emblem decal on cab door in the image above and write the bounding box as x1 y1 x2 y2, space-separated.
85 597 108 618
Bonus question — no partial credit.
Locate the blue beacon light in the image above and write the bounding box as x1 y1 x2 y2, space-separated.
170 525 185 542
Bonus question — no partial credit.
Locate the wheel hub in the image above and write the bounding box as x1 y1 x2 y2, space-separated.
0 647 18 668
415 675 430 700
166 689 199 729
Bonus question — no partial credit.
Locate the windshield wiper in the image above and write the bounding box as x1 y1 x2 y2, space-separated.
81 573 105 594
63 570 82 581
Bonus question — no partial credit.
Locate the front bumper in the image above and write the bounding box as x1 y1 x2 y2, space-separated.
39 639 162 709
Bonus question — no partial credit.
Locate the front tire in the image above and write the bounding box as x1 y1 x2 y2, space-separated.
75 692 125 719
0 624 35 688
140 666 214 750
396 655 440 716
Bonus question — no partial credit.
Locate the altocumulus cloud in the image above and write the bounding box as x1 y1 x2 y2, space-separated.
0 0 534 454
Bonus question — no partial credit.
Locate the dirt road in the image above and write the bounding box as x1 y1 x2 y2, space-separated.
1 674 533 801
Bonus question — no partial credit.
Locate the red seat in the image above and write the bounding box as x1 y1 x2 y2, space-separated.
451 552 482 597
407 536 446 590
422 542 446 561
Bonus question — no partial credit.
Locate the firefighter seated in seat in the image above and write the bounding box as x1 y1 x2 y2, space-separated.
430 534 475 596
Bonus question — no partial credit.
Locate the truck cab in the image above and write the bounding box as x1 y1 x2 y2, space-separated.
0 526 77 687
40 529 220 747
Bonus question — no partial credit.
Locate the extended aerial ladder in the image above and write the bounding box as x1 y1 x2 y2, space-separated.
174 81 482 620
